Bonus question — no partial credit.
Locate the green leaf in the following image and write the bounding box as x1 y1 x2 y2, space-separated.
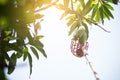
34 22 41 36
68 21 78 35
79 0 85 8
8 53 17 74
66 15 76 26
95 9 100 22
23 47 28 61
16 52 22 58
76 5 82 14
91 4 98 20
29 39 47 58
104 3 114 10
112 0 119 4
35 46 47 58
74 28 84 40
82 23 89 39
74 27 88 45
107 0 119 4
30 46 39 59
99 6 104 24
82 0 93 16
5 31 11 36
103 5 114 19
28 53 32 75
102 8 111 20
78 29 87 44
29 40 44 48
79 30 87 44
35 35 44 40
3 52 10 61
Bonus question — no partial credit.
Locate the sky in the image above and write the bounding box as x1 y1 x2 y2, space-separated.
6 3 120 80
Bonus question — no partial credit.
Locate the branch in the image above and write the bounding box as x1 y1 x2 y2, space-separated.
85 55 100 80
64 8 110 33
73 10 110 33
35 0 58 13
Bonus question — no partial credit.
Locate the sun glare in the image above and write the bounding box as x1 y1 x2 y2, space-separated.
39 5 68 37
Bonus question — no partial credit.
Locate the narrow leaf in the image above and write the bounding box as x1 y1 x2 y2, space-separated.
99 6 104 24
82 23 89 39
30 46 39 59
76 28 87 44
29 40 44 48
91 4 98 20
79 30 87 44
28 53 32 75
104 3 114 10
112 0 119 4
68 21 78 35
103 5 114 19
8 53 17 74
82 0 93 16
79 0 85 8
34 22 41 36
23 47 28 61
95 8 100 22
36 47 47 58
35 35 44 40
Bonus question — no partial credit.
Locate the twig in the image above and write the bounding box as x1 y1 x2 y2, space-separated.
35 0 58 13
73 11 111 33
56 4 110 33
84 18 111 33
85 55 100 80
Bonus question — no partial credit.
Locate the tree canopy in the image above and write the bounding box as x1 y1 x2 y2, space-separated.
0 0 119 79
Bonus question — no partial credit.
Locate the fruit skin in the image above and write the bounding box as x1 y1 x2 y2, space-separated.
70 40 89 58
76 48 84 57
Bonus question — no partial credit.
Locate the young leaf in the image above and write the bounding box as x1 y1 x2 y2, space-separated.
66 15 76 26
68 21 78 35
30 46 39 59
